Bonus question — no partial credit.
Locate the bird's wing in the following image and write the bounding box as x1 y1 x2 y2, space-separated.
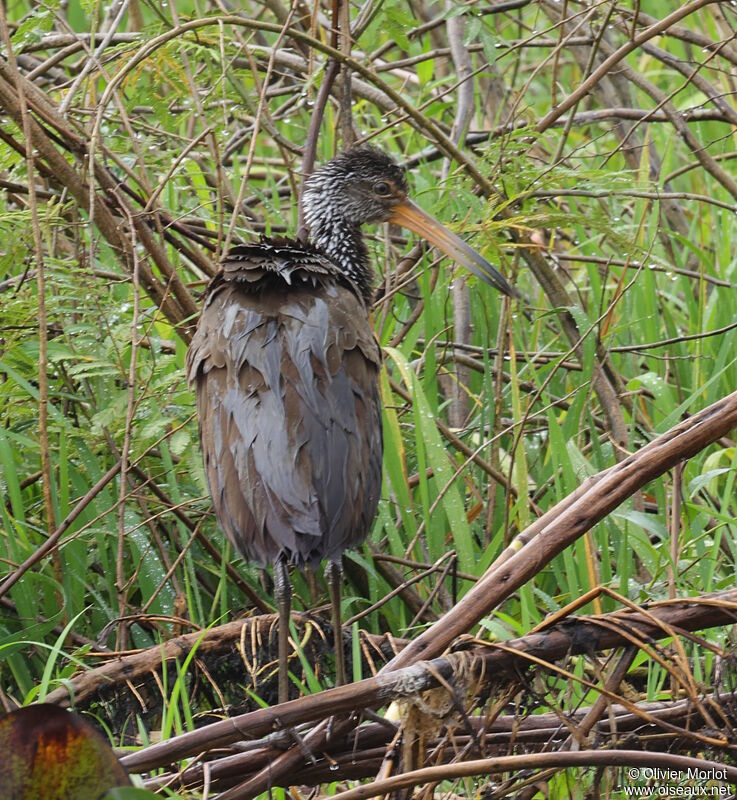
186 263 382 568
218 239 363 297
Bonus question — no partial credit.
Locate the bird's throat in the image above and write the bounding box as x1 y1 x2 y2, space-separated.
310 217 372 303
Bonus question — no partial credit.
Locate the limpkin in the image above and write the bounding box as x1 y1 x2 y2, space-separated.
186 145 514 704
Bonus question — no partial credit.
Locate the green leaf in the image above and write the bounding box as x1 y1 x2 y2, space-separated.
105 789 161 799
13 9 54 51
384 3 414 50
385 348 474 573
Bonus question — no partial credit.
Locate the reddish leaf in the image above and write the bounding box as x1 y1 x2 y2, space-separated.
0 703 131 799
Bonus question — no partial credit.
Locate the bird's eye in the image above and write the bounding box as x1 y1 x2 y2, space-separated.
374 181 391 196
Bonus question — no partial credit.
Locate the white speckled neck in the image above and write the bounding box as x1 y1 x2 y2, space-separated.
303 175 372 302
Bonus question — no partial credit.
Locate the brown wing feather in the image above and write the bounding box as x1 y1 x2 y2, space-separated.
186 246 382 568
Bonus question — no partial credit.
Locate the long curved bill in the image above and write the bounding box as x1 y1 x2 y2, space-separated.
389 199 515 297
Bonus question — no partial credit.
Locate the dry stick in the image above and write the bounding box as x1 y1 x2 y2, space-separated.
93 421 268 613
530 188 737 214
168 2 228 259
479 622 729 752
536 0 723 266
668 462 683 605
345 546 443 626
373 37 593 72
549 1 615 166
0 66 179 326
297 0 341 237
93 160 199 328
444 353 591 424
43 613 316 708
298 61 341 233
0 11 60 589
486 290 509 540
328 751 737 800
143 126 214 212
216 718 341 800
140 521 203 615
535 0 722 133
127 465 271 613
372 552 477 582
565 645 638 752
618 5 737 68
588 29 737 203
382 387 737 672
222 51 736 131
222 7 297 254
115 211 141 650
615 59 737 203
0 56 198 328
470 20 632 442
142 659 733 794
118 587 737 775
442 7 474 429
0 462 122 598
388 378 515 495
556 253 733 291
493 1 602 153
0 54 87 146
338 0 354 148
91 16 493 193
542 1 693 252
57 0 130 115
145 695 736 791
512 238 629 445
640 38 737 128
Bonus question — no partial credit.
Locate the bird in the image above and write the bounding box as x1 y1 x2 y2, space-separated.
186 145 514 705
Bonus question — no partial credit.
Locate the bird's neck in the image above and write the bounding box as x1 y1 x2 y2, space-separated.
309 216 373 304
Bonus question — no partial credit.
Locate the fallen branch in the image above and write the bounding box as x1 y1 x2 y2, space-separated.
330 751 737 800
119 587 737 775
44 614 399 709
144 693 737 792
384 388 737 671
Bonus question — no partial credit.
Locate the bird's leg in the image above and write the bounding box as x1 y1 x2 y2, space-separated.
325 559 346 687
274 555 292 705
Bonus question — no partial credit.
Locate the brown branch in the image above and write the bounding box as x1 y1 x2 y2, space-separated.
329 751 737 800
384 388 737 671
0 57 198 333
535 0 723 133
146 692 737 791
118 587 737 775
0 10 58 584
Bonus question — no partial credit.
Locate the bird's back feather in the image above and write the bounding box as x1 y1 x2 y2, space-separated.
186 239 383 567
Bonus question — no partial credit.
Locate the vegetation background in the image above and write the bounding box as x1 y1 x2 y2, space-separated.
1 0 737 797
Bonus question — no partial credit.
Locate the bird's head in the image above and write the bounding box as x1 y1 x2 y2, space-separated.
303 145 410 227
303 145 515 297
